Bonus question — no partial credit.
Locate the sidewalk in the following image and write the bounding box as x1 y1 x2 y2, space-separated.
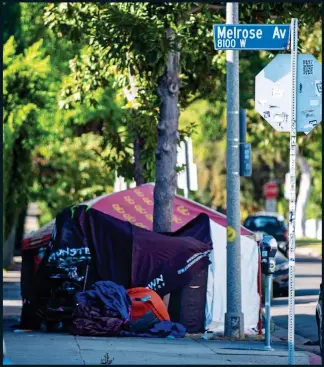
3 268 322 365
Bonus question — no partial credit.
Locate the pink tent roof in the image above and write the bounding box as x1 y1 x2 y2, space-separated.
22 184 252 250
91 184 252 235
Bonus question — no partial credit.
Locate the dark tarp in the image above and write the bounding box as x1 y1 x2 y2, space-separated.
131 225 211 297
78 207 212 297
76 207 134 288
44 206 212 296
21 205 212 330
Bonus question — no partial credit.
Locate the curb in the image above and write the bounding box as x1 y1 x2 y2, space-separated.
272 323 322 363
306 352 322 365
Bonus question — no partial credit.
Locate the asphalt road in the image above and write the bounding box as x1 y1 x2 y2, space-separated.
272 254 322 342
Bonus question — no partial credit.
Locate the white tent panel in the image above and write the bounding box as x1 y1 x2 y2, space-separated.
205 220 260 333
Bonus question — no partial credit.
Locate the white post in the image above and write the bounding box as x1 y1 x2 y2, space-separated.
288 18 298 365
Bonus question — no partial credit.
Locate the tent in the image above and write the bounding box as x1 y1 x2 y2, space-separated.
22 184 260 333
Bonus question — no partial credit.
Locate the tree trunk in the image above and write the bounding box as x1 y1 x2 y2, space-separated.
295 148 311 238
153 28 180 233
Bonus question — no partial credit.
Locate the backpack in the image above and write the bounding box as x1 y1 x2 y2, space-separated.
127 288 170 323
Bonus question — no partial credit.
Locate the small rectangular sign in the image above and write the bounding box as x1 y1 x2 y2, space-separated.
239 143 252 177
213 24 290 50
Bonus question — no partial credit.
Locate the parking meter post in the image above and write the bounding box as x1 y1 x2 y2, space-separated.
260 235 278 351
265 274 273 350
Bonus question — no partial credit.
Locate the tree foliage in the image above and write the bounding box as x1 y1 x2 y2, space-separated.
3 1 322 248
3 36 52 239
3 3 122 257
43 2 230 230
43 3 225 187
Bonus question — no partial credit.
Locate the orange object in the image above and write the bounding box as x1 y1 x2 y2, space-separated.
127 288 170 322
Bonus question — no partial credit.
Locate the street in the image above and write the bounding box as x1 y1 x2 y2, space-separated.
272 254 322 342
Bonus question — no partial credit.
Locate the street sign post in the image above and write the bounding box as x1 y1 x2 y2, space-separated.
212 11 291 341
255 19 321 364
264 182 279 213
255 54 322 134
253 18 321 365
287 18 298 366
213 24 290 50
213 11 321 354
223 3 244 339
265 199 277 213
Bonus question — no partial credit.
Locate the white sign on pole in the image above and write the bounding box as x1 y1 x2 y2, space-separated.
114 173 127 192
189 163 198 191
255 54 322 134
185 137 194 163
177 141 187 191
185 137 198 191
176 138 198 196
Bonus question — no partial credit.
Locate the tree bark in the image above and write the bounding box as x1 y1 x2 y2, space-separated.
153 28 180 233
295 147 311 238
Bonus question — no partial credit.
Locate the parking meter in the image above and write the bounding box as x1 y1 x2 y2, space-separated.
259 235 278 351
260 235 278 275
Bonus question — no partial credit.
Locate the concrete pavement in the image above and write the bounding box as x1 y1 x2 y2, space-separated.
3 266 322 365
3 327 319 365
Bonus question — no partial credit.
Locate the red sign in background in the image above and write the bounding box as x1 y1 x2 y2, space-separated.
263 183 279 200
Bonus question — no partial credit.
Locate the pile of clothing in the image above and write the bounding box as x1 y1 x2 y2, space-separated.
70 280 186 338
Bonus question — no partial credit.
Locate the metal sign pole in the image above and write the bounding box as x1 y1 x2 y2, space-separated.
288 18 298 365
224 2 244 338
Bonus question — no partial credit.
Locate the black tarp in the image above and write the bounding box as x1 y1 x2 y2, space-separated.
21 205 213 330
61 206 212 297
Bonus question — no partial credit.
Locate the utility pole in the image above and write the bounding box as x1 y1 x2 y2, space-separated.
224 2 244 338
